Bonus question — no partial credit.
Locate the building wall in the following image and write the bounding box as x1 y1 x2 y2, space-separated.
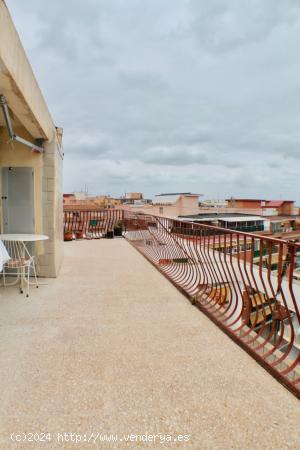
199 207 263 215
229 200 263 209
262 208 277 216
151 204 178 217
200 199 228 208
63 194 75 204
93 196 121 207
279 203 293 215
130 195 200 218
178 196 199 216
0 126 63 277
227 200 295 216
63 195 121 208
125 192 143 200
39 129 64 277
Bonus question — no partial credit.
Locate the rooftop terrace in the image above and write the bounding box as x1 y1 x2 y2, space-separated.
1 238 300 449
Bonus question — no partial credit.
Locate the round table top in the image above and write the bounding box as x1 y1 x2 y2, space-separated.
0 234 49 242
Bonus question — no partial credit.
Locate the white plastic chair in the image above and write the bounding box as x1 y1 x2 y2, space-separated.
1 240 38 297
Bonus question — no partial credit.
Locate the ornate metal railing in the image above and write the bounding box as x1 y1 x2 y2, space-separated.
124 212 300 398
63 208 124 238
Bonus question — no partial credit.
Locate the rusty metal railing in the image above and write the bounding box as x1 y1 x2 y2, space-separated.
124 212 300 398
64 208 124 238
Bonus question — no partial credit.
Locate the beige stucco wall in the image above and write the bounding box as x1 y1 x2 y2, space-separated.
150 198 199 218
177 196 199 216
151 204 179 218
0 127 63 277
38 130 64 277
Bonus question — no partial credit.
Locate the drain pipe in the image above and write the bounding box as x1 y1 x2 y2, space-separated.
0 94 44 153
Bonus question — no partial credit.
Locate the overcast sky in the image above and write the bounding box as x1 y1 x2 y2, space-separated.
6 0 300 201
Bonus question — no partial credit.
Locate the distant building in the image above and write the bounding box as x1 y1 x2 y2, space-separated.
92 196 121 207
261 200 295 216
226 198 264 210
63 192 87 204
120 192 201 218
178 213 266 233
125 192 143 200
200 199 228 208
63 193 120 208
226 198 295 216
120 192 144 204
152 193 201 218
267 216 300 235
63 193 76 204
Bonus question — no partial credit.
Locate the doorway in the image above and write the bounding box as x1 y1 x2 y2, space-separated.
1 167 35 234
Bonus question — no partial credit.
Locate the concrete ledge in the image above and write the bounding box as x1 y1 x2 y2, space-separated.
0 0 54 139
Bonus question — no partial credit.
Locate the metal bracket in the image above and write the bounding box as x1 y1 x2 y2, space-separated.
0 94 44 153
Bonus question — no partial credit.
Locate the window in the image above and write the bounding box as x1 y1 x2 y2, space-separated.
271 222 281 233
159 207 163 214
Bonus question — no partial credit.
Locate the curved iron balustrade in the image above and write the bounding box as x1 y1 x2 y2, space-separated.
124 212 300 399
63 208 300 398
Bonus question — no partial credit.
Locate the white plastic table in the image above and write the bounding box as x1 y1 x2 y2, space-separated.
0 234 48 293
0 234 48 242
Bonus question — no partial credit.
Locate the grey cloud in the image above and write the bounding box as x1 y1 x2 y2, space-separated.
66 142 112 160
142 146 208 165
6 0 300 201
189 0 300 53
118 72 168 93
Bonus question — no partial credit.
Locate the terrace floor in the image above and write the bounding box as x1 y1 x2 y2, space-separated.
0 238 300 449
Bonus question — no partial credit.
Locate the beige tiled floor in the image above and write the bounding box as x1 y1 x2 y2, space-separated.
0 239 300 449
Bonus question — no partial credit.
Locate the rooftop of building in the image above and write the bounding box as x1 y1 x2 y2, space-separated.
153 193 200 205
263 200 294 207
179 213 264 222
226 198 294 204
266 215 300 221
156 192 198 196
226 198 266 202
123 192 144 199
1 238 300 447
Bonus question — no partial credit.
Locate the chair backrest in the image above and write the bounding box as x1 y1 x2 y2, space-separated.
2 240 31 263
